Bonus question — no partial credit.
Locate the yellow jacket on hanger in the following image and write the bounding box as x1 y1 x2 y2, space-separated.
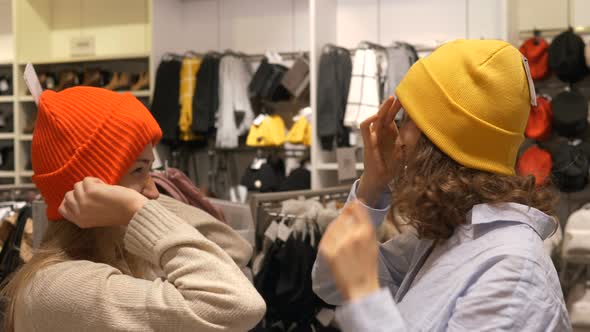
247 115 286 147
179 57 202 141
286 116 311 146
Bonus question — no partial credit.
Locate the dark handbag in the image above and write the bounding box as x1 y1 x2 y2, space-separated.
0 205 32 283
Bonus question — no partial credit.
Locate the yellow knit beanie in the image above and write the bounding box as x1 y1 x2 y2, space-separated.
396 39 533 175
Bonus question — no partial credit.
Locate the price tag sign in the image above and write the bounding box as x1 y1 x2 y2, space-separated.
264 221 279 242
336 147 358 181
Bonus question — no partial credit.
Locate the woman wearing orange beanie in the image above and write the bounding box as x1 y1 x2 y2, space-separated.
313 40 571 331
1 87 266 331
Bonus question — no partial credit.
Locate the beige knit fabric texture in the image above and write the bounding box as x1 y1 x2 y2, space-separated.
14 196 266 332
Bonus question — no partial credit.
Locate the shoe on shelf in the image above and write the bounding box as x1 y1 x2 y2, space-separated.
82 68 103 87
56 70 79 92
0 76 12 96
39 72 57 90
114 72 131 91
131 72 149 91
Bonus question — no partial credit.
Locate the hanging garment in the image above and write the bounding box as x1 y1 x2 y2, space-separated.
249 58 291 102
385 43 418 120
344 48 382 129
193 54 221 134
286 116 311 146
241 156 286 193
151 167 226 223
151 59 182 143
254 217 336 331
279 167 311 191
384 42 418 98
317 46 352 150
281 57 310 98
179 57 202 141
247 115 287 147
216 55 255 149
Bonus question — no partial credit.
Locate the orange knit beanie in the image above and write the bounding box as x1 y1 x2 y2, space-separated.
32 87 162 221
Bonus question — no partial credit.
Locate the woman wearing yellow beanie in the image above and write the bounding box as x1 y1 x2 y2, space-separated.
313 40 571 331
1 87 266 331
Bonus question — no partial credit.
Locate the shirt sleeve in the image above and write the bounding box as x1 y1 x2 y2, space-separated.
312 179 396 305
347 179 391 228
336 289 407 332
335 256 572 332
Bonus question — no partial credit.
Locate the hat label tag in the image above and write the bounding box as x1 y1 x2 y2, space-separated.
23 63 43 106
522 56 537 107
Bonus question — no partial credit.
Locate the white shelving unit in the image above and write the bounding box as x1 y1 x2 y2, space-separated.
4 0 153 185
0 0 15 185
2 0 525 190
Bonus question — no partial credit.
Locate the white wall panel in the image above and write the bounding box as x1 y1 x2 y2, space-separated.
518 0 568 30
336 0 379 48
0 0 12 62
467 0 504 40
218 0 308 53
379 0 467 45
572 0 590 27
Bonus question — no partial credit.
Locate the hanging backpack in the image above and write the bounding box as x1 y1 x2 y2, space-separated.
151 168 226 223
525 95 553 141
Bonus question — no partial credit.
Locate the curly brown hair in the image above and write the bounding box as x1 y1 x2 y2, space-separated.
391 135 558 240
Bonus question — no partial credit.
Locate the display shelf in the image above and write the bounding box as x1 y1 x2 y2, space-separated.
0 133 14 140
17 53 150 66
20 134 32 141
316 162 364 171
0 171 16 178
0 183 35 190
20 170 33 177
19 89 149 101
126 90 151 97
0 96 13 103
0 61 11 66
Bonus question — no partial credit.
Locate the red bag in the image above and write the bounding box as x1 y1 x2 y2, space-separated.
516 145 552 186
151 168 226 223
525 95 553 141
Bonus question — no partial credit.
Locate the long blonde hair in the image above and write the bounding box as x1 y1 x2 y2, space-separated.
1 220 145 331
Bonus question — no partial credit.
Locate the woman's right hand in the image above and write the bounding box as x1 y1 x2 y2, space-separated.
357 97 403 207
59 177 148 228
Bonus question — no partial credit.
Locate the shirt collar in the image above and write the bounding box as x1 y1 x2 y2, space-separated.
468 203 556 240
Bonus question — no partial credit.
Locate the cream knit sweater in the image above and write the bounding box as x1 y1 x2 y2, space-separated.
14 196 266 332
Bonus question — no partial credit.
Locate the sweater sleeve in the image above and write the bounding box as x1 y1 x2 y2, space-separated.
23 200 266 332
156 194 253 268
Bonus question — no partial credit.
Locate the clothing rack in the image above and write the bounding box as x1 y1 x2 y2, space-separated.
165 50 308 62
519 26 590 39
250 185 350 249
0 184 38 203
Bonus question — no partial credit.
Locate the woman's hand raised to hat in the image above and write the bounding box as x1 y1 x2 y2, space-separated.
59 177 148 228
357 96 403 207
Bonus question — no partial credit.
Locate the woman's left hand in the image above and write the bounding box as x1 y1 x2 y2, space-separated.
319 201 380 301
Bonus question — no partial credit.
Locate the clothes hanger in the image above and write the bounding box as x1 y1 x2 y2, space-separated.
358 40 387 51
533 28 541 45
184 50 202 58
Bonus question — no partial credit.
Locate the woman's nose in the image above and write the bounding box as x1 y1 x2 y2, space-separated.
142 176 160 200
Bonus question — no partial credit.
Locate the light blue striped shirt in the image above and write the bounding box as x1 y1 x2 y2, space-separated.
312 180 571 331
